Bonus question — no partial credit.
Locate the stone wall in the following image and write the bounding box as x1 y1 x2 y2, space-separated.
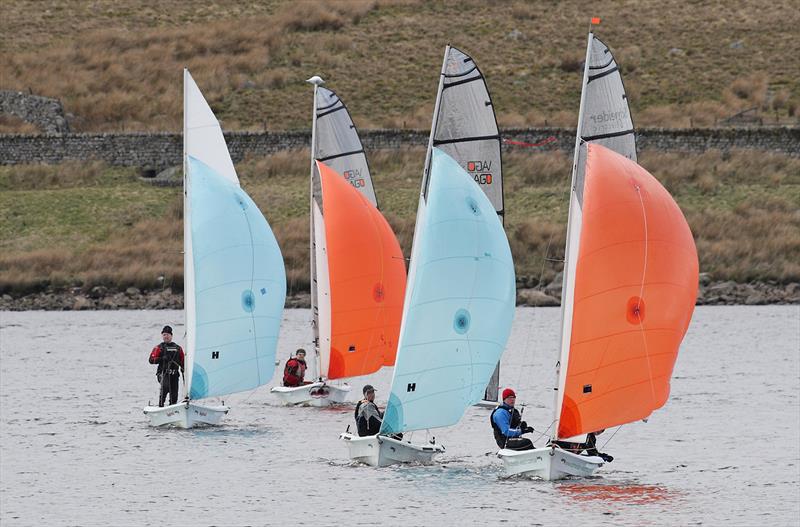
0 127 797 169
0 90 70 134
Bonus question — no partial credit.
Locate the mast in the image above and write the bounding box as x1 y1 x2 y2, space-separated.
307 75 325 380
553 28 594 441
182 67 193 400
421 45 450 200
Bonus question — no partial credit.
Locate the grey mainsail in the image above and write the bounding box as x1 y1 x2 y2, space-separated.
313 86 377 207
578 35 637 162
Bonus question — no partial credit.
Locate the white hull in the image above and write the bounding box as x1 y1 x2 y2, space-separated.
143 401 229 429
339 432 445 467
270 381 351 407
497 445 604 480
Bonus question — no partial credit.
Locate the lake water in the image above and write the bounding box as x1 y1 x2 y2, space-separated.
1 306 798 526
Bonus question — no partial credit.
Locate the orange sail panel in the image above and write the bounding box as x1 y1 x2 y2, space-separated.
317 161 406 380
558 143 698 438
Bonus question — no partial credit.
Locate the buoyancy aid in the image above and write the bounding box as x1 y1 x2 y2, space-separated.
282 357 307 387
158 342 183 376
490 404 522 448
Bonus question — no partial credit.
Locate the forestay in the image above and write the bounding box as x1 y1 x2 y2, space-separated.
380 148 515 434
313 86 377 206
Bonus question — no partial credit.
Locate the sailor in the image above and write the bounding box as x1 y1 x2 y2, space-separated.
148 325 185 407
354 385 383 436
553 430 614 462
490 388 535 451
282 348 309 387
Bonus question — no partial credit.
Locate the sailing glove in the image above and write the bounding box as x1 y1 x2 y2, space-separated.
522 426 534 434
520 421 528 429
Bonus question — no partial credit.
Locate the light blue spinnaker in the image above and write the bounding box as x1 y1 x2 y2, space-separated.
187 156 287 399
380 148 515 434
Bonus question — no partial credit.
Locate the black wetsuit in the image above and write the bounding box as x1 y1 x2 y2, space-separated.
150 342 183 406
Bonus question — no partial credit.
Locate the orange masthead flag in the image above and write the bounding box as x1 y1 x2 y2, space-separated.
591 17 601 25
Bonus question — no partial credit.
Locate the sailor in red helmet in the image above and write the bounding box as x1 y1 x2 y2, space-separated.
490 388 535 451
148 325 185 407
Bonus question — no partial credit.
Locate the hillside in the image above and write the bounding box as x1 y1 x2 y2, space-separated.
1 148 798 306
1 0 798 132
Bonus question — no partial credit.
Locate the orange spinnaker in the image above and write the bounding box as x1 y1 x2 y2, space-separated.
558 143 698 438
317 161 406 380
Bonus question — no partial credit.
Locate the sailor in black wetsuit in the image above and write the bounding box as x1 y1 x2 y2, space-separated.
148 325 184 407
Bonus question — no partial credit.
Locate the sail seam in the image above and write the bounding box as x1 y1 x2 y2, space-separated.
239 191 261 388
568 347 675 376
634 185 655 404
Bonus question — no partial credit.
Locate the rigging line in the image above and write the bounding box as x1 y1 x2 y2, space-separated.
598 425 623 450
634 185 656 402
532 419 556 444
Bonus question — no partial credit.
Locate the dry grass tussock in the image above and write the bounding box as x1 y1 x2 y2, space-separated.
687 200 800 283
0 1 379 131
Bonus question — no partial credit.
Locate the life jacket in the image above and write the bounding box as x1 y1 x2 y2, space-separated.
159 342 183 376
490 404 522 448
282 357 307 387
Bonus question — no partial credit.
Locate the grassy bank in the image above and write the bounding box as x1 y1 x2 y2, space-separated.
1 149 798 296
1 0 798 132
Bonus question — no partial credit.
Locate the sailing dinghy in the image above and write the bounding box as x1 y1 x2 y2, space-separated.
271 77 405 406
498 29 698 479
340 48 516 466
144 69 286 427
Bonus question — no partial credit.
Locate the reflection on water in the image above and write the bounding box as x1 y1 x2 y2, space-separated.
0 307 798 526
557 481 679 505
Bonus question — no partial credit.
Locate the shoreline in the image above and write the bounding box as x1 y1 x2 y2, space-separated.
1 279 797 311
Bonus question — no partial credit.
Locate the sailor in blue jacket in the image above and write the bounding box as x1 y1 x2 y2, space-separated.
490 388 535 450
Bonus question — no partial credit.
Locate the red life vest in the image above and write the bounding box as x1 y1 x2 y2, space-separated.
282 357 307 387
